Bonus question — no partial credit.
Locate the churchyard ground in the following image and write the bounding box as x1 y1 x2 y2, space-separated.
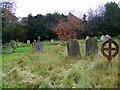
2 38 119 88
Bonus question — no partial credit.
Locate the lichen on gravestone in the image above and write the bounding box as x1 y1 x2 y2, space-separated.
85 37 98 56
67 39 80 57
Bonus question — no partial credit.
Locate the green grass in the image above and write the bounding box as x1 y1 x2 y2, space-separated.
2 45 31 64
2 38 119 88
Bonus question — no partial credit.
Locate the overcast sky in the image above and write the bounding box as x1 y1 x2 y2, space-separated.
12 0 120 18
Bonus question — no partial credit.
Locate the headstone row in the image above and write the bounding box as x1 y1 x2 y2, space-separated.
1 35 112 56
67 36 98 57
0 40 17 54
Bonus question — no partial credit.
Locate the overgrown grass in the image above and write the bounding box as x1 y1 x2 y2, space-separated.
2 38 119 88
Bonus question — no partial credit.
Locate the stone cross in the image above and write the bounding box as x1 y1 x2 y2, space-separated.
35 36 42 52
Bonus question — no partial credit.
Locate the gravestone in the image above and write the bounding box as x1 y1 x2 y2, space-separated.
86 37 98 56
6 45 12 54
0 45 2 54
101 35 105 42
10 40 16 50
35 36 42 52
51 39 54 43
103 35 111 42
85 36 89 40
0 39 2 54
67 39 80 57
27 40 30 44
32 40 36 46
94 36 97 39
16 39 19 45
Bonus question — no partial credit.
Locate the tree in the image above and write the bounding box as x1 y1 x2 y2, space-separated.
0 0 16 14
87 6 105 36
87 2 120 37
103 2 120 36
0 0 18 43
53 13 85 40
22 13 66 41
2 22 27 42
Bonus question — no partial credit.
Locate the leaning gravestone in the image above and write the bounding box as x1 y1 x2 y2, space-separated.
86 37 98 56
6 45 12 54
27 40 30 44
0 39 3 54
10 40 16 50
67 39 80 57
35 36 42 52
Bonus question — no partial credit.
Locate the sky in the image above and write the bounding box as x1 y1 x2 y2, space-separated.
5 0 120 18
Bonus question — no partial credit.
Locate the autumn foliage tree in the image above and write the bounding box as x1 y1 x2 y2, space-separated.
53 13 85 40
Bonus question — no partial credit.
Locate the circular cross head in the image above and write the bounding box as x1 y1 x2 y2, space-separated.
101 39 119 62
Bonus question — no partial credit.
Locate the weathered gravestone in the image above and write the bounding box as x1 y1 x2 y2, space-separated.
10 40 16 50
32 40 36 46
0 39 3 54
103 35 111 42
27 40 30 44
35 36 42 52
86 37 98 56
6 45 12 54
67 39 80 57
51 39 54 43
0 45 2 54
16 39 19 45
85 36 89 40
100 35 105 42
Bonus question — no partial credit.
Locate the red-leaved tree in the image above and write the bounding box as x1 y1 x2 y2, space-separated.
53 13 85 40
